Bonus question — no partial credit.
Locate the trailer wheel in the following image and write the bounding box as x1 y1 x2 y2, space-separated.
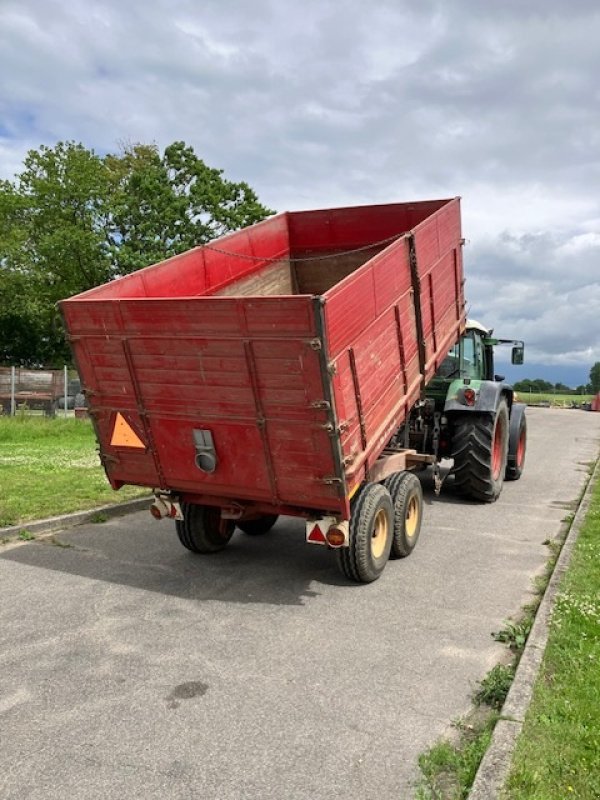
237 515 279 535
176 503 234 554
506 406 527 481
383 472 423 558
451 400 509 502
336 483 393 583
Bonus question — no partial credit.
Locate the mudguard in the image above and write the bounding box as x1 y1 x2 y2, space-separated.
444 379 513 414
507 402 527 471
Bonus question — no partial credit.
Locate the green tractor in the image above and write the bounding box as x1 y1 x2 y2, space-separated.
405 320 527 501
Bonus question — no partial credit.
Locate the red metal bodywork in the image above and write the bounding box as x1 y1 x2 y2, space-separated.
60 199 465 520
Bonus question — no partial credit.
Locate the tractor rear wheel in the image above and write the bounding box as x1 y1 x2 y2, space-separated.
383 471 423 558
176 502 234 553
451 400 509 502
336 483 393 583
237 515 279 535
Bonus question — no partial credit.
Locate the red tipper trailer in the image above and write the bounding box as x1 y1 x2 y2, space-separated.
61 198 465 582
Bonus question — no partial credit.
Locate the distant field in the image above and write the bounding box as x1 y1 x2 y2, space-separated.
0 416 146 526
518 392 594 407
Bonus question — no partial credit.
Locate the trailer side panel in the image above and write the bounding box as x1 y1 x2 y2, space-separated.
324 199 464 487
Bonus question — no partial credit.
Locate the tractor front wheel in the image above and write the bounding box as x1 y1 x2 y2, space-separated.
176 503 234 553
451 400 509 502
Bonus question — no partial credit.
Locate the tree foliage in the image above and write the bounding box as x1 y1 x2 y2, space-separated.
0 141 273 366
513 378 593 395
513 378 555 393
590 363 600 394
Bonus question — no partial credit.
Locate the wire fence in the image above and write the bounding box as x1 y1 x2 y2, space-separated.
0 366 83 417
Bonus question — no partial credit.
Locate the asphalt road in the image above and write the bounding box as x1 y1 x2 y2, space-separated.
1 408 599 800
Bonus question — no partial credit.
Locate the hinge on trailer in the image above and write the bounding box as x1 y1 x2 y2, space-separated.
311 400 331 410
99 451 119 465
308 338 322 351
322 477 343 485
327 361 337 376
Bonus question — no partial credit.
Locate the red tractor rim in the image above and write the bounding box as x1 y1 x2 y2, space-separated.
516 429 526 467
492 418 505 480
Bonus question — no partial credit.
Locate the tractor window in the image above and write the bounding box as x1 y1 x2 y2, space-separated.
438 332 485 380
438 343 460 378
463 333 484 379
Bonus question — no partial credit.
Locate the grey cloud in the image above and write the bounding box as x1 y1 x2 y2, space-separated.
0 0 599 371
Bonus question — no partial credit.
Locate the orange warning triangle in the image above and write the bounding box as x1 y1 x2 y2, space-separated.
110 413 145 448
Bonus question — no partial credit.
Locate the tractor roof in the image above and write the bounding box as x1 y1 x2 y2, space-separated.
466 319 492 336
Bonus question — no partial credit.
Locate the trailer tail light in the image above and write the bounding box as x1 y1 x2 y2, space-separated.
463 388 476 406
326 525 348 548
306 518 348 547
150 495 183 521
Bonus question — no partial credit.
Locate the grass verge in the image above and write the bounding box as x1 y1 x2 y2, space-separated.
502 471 600 799
417 711 499 800
0 416 146 526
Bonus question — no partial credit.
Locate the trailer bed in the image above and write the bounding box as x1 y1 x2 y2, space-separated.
61 199 465 520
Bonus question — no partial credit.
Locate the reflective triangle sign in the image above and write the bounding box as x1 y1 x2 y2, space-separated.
110 413 145 448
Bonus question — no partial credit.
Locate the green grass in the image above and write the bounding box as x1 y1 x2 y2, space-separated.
503 471 600 799
417 713 499 800
473 664 515 710
0 416 146 526
520 392 593 407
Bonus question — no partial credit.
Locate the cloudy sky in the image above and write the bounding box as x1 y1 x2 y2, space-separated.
1 0 599 383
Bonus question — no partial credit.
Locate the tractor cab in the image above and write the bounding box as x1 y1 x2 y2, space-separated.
428 320 525 408
404 320 527 502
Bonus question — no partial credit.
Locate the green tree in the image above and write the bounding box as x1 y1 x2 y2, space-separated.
104 141 273 273
513 378 556 393
0 140 273 366
590 363 600 394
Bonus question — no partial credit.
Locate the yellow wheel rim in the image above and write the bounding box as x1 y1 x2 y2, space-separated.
371 508 389 559
405 495 420 539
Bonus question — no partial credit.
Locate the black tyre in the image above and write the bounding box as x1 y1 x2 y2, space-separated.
237 515 279 535
176 502 234 553
383 472 423 558
506 405 527 481
451 399 509 502
336 483 394 583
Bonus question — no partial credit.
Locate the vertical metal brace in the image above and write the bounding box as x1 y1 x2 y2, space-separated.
10 366 16 416
408 233 427 392
348 348 368 451
242 339 280 505
312 297 347 499
63 365 68 419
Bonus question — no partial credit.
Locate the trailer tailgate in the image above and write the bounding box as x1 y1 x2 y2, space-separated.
62 295 344 513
